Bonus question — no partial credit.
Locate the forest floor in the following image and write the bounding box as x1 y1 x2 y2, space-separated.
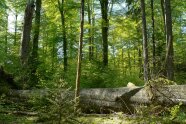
0 90 185 124
0 114 161 124
0 112 178 124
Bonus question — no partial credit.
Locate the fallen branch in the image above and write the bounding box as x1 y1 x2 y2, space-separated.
0 110 38 116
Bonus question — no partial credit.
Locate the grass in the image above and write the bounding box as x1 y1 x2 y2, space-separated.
1 112 186 124
0 113 37 123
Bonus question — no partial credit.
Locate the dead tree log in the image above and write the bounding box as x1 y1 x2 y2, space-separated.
80 85 186 113
6 85 186 113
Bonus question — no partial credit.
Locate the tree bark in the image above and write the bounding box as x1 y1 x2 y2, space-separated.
87 0 93 61
20 0 35 67
140 0 149 83
127 42 131 75
80 85 186 113
164 0 174 80
5 14 8 56
92 0 95 60
99 0 109 66
58 0 68 72
151 0 156 76
75 0 84 111
14 13 18 46
161 0 166 36
30 0 41 85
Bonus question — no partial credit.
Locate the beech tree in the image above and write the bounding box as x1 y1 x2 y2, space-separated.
99 0 109 66
151 0 156 75
87 0 94 61
58 0 68 72
164 0 174 80
75 0 84 110
20 0 35 67
140 0 149 83
30 0 42 85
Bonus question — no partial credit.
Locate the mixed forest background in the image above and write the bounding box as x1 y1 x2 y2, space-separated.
0 0 186 90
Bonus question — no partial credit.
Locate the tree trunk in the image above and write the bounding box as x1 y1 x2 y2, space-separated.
92 0 95 60
127 42 131 75
151 0 156 76
121 47 126 75
80 85 186 113
100 0 109 66
161 0 166 36
51 41 55 71
164 0 174 80
14 13 18 46
87 0 93 61
8 85 186 113
58 0 68 72
5 14 8 56
75 0 84 111
140 0 149 83
29 0 41 85
20 0 35 67
138 45 143 78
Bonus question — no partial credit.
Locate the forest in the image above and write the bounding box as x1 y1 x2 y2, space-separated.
0 0 186 123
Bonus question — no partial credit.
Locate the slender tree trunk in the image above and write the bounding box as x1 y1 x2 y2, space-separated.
69 23 73 58
99 0 109 66
5 15 8 55
122 48 125 75
127 42 131 75
140 0 149 83
164 0 174 80
91 0 95 59
138 46 142 78
109 0 114 17
20 0 35 67
151 0 156 76
51 41 55 71
58 0 68 72
161 0 166 36
133 45 136 69
30 0 41 85
14 13 18 46
87 0 93 61
112 45 115 66
75 0 84 111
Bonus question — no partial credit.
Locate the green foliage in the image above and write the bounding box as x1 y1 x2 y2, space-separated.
134 103 186 124
169 102 182 120
80 61 119 88
147 77 176 87
29 87 80 124
79 61 143 88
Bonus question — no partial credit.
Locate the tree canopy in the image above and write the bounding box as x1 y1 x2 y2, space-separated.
0 0 186 89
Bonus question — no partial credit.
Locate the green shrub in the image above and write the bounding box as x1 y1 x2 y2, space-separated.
29 86 80 124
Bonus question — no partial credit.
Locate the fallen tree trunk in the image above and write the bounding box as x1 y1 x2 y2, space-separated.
6 85 186 113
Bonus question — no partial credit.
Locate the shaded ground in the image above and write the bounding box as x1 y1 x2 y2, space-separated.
1 113 184 124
